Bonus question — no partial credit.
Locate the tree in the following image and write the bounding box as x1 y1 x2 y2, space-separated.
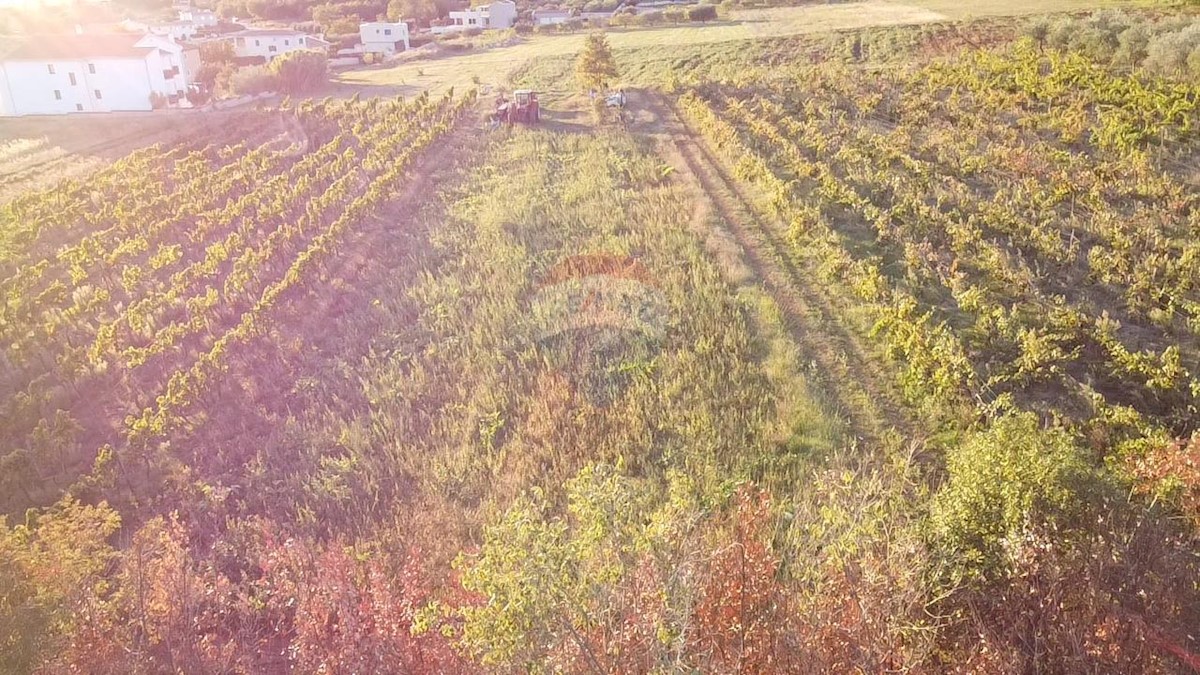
387 0 439 23
200 40 237 66
575 32 618 92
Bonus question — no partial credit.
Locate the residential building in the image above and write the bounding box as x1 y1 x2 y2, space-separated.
359 21 410 54
532 9 572 25
0 33 194 116
178 8 218 27
121 13 221 44
152 20 204 42
441 0 518 31
222 29 331 61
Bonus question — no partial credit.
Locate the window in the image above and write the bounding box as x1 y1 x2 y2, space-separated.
163 68 175 79
254 39 260 46
236 37 245 46
94 89 102 99
268 46 277 53
75 103 83 111
284 39 289 45
88 63 96 74
53 89 61 100
69 73 77 86
384 28 392 35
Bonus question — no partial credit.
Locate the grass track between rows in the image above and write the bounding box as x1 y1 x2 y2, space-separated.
644 92 922 447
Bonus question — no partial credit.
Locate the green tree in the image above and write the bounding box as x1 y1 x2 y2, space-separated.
575 32 619 92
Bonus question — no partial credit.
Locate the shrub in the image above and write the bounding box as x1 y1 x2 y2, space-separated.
687 5 717 22
439 466 807 671
590 95 611 125
1127 434 1200 527
641 9 666 25
230 64 276 95
269 50 329 94
1144 24 1200 76
662 6 687 22
928 412 1095 583
0 499 121 673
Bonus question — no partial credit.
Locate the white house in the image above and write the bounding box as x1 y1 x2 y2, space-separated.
436 0 517 32
154 20 204 42
222 29 331 61
627 0 698 13
120 18 203 43
532 9 572 25
178 8 218 27
0 33 194 116
359 21 409 54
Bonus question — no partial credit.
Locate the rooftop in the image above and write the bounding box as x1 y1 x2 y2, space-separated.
231 28 311 37
0 33 150 60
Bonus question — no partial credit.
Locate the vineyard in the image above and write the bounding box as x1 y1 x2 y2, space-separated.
0 90 476 513
678 41 1200 439
665 37 1200 670
4 8 1200 674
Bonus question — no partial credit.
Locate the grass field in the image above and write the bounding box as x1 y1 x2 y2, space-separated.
335 0 1153 95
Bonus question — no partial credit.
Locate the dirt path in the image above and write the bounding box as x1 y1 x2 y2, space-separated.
637 91 921 446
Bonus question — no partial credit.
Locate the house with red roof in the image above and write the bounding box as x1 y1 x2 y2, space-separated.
0 33 195 116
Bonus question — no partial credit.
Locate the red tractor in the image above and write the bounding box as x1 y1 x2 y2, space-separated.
493 89 540 125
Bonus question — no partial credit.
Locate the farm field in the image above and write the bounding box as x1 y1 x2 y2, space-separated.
0 91 475 514
4 5 1200 674
677 46 1200 436
335 0 1151 95
0 110 273 204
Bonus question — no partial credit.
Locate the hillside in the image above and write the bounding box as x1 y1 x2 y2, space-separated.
2 3 1200 673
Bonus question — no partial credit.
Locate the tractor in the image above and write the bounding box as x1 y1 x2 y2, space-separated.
493 89 540 125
